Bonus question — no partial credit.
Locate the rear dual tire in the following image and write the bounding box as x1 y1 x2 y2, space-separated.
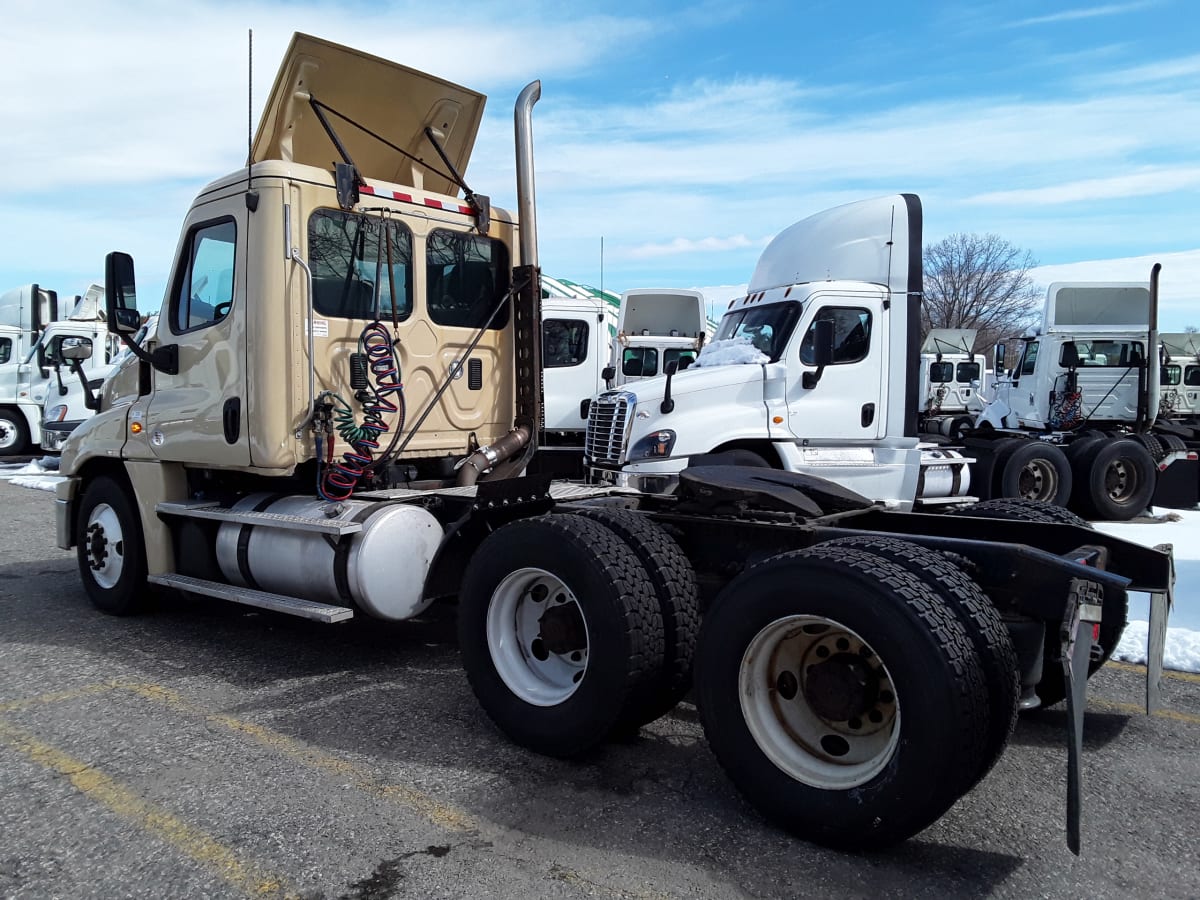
695 543 993 849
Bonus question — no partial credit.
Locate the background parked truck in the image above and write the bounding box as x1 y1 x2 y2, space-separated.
0 283 117 455
52 33 1172 854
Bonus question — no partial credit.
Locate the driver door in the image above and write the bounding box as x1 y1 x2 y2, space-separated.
143 194 250 466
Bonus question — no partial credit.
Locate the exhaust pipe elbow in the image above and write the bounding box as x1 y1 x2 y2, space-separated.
456 425 532 486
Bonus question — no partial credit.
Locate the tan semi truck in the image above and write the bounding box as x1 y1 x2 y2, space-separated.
54 33 1174 853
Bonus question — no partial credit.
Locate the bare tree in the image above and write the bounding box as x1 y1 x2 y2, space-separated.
1185 325 1198 334
922 233 1043 365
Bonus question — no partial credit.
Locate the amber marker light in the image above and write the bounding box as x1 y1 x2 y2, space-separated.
772 416 783 424
130 422 143 434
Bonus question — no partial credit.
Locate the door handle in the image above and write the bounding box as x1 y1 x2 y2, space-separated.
222 397 241 444
861 403 875 427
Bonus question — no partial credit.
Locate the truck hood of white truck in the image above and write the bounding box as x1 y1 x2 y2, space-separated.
618 361 771 404
251 32 486 195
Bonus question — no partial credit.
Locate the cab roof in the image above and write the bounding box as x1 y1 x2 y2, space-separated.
251 33 486 197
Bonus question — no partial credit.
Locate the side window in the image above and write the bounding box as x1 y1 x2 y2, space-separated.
0 337 10 365
957 361 981 382
1020 342 1039 376
543 319 589 368
622 347 658 377
800 307 872 365
1185 366 1200 387
1162 365 1182 386
171 219 236 333
308 210 413 320
664 348 696 371
427 229 510 329
929 361 953 383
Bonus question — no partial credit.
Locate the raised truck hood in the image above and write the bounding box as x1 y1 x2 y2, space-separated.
921 328 977 355
251 32 486 195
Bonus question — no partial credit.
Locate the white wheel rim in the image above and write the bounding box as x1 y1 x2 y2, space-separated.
740 615 900 789
0 420 17 450
84 502 125 589
486 567 589 707
1018 459 1056 501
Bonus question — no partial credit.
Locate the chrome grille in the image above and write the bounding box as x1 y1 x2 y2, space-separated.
585 391 635 465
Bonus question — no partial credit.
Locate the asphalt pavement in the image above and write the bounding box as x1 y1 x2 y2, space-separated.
1 478 1198 899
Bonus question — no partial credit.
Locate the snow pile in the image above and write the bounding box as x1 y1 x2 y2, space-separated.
1094 508 1200 674
0 460 65 492
694 337 769 367
1112 621 1200 672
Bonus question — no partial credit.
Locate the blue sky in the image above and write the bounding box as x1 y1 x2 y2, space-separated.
1 1 1197 324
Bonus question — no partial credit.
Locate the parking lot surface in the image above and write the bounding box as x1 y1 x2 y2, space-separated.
1 480 1198 899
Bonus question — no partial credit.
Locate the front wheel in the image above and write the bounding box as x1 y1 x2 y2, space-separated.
695 544 990 849
0 409 30 456
76 475 149 615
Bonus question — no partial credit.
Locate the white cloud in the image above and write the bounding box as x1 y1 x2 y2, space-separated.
629 234 763 259
967 167 1200 206
1008 1 1159 28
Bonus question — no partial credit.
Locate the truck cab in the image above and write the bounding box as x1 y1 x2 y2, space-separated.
980 282 1152 431
607 288 708 387
917 328 988 438
1159 332 1200 425
585 194 971 508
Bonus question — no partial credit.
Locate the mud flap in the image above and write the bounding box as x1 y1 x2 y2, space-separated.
1062 578 1104 856
1147 543 1176 715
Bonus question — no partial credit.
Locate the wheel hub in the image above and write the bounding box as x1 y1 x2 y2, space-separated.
86 521 109 570
538 602 587 655
803 653 879 722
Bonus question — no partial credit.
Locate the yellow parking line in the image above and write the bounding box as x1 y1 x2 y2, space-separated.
1 679 478 834
1107 660 1200 684
0 681 120 713
1090 699 1200 726
121 681 477 834
0 716 296 898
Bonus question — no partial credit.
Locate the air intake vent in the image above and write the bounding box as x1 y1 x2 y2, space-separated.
468 358 483 390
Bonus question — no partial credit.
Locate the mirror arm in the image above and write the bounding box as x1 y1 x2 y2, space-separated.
118 334 178 376
67 359 101 411
803 365 826 389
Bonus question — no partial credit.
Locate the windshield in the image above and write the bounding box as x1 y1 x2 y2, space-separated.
713 302 800 361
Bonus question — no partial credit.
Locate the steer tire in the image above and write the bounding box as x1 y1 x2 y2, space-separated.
457 514 665 758
76 475 150 615
695 544 990 850
570 508 700 729
0 409 31 456
1073 438 1157 521
815 536 1018 789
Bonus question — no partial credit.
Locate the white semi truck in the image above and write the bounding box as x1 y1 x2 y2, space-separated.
0 283 116 455
603 288 708 387
53 33 1173 853
966 276 1199 518
585 195 975 509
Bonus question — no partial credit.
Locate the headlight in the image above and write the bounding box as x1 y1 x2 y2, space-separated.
628 429 676 459
46 404 68 423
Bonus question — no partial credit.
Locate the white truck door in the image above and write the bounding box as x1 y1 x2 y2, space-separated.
143 204 250 466
542 297 605 431
784 294 886 441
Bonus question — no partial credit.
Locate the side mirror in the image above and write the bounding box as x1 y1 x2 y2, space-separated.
803 319 835 389
994 342 1007 374
60 337 93 362
1061 341 1080 369
104 251 141 335
601 364 615 382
